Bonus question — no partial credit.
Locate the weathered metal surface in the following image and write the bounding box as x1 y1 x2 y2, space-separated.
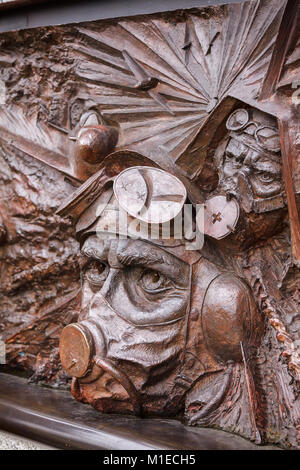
203 195 239 240
0 0 299 451
114 167 187 224
0 373 280 450
59 323 94 378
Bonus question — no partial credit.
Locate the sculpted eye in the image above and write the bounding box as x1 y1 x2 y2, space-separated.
225 151 234 160
138 269 171 293
84 261 108 287
225 151 243 164
255 171 275 183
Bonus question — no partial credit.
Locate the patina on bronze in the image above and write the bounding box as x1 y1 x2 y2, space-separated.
58 146 265 443
60 323 94 378
68 110 118 181
0 0 299 451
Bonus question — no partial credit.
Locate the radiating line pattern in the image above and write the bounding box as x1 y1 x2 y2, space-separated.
279 36 300 87
0 0 287 173
68 0 286 161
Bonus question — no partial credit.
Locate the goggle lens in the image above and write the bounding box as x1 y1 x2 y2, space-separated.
226 109 280 153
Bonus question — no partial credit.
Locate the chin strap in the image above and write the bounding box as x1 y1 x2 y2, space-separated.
240 342 262 444
188 361 234 425
175 263 195 389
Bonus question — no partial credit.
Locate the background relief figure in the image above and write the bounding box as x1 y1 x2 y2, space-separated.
0 0 299 450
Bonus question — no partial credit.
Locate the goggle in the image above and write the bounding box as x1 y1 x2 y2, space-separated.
226 109 281 153
113 166 187 225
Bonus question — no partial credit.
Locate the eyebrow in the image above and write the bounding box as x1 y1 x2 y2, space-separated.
81 238 107 261
80 238 189 286
117 249 172 267
116 243 189 286
250 160 281 174
81 238 173 266
226 140 248 156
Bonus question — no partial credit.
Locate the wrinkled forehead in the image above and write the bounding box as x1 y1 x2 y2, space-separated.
226 137 281 173
226 138 248 157
81 235 190 284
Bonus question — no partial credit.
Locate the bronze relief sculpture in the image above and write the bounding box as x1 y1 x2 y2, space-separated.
0 0 299 449
57 101 295 445
58 150 264 442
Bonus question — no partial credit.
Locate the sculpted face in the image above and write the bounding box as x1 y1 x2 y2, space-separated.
210 108 286 247
81 237 190 327
60 232 263 421
221 138 283 202
64 236 191 415
58 160 264 440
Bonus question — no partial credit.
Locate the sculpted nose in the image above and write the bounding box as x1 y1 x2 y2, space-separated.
99 268 119 299
221 164 250 197
219 173 239 195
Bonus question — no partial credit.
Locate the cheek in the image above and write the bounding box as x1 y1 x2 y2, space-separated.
221 159 241 180
108 273 189 326
249 177 282 197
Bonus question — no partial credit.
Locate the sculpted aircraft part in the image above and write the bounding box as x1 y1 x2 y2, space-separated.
0 0 299 449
